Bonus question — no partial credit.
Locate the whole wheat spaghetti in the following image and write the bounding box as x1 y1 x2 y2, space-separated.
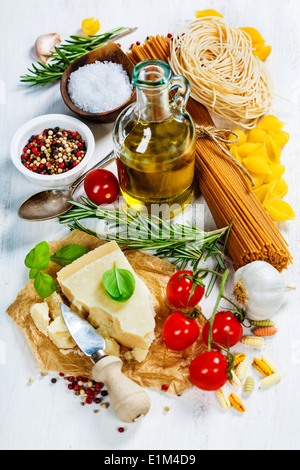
127 36 292 271
169 17 274 129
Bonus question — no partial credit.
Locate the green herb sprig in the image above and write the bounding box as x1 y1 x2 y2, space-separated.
58 197 231 276
25 242 88 298
20 27 135 87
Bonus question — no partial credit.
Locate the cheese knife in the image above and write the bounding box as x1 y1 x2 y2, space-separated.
60 303 151 423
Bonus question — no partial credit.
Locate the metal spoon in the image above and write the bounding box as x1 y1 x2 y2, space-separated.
18 151 115 221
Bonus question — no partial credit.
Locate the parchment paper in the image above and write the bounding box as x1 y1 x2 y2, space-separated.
6 230 207 395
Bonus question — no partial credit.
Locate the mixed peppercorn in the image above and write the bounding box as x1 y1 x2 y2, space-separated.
60 373 109 406
20 127 87 175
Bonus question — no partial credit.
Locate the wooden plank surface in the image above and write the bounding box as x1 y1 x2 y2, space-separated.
0 0 299 451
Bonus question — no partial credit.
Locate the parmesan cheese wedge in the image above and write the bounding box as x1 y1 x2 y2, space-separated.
57 241 156 362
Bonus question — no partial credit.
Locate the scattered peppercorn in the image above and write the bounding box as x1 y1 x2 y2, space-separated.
118 427 125 433
20 128 87 175
62 374 109 409
161 384 169 391
51 378 57 384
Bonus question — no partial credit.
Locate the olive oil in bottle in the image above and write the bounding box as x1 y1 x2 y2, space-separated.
113 60 196 215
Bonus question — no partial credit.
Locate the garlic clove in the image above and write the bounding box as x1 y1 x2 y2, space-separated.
34 33 61 63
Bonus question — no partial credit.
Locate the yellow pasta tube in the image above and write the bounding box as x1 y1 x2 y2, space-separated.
252 358 273 377
229 393 246 413
235 360 249 382
216 389 231 410
261 354 280 374
233 353 246 368
244 376 255 394
241 336 264 348
261 372 282 387
230 370 242 388
250 320 276 327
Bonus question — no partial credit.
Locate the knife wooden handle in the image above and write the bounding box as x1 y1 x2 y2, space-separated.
92 355 151 423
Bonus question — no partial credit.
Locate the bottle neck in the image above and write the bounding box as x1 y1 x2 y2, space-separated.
137 84 171 122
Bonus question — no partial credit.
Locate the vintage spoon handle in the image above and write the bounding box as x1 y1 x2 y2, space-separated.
69 150 115 193
92 355 151 423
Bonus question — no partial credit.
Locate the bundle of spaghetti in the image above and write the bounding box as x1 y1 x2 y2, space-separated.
127 36 292 271
169 17 274 129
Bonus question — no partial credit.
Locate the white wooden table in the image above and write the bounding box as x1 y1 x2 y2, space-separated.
1 0 300 451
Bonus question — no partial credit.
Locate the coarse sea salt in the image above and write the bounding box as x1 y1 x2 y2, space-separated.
68 61 133 114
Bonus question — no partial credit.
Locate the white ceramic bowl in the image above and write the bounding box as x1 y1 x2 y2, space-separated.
10 114 95 188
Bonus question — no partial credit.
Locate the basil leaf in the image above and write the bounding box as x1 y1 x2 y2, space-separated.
29 268 39 279
33 271 58 299
25 241 50 271
102 262 135 302
50 244 88 267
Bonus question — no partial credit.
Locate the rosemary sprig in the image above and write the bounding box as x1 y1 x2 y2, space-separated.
58 197 232 271
20 27 136 87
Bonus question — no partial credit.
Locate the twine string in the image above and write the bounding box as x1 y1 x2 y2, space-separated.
195 125 255 186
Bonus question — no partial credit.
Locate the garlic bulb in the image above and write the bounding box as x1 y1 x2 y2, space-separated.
34 33 61 63
233 261 285 321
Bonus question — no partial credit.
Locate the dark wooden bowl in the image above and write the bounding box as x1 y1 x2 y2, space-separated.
60 43 136 123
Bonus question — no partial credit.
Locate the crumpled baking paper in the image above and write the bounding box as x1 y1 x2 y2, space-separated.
6 230 207 395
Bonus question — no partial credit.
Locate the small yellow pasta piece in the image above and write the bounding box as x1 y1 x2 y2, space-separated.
229 145 243 164
243 156 272 174
233 353 246 368
229 370 241 388
237 142 263 158
254 44 272 62
268 130 289 147
195 9 223 18
244 376 255 394
239 27 265 47
250 320 276 327
216 389 231 410
263 199 295 222
264 134 282 163
252 357 273 377
260 372 282 387
235 360 249 382
254 183 271 204
249 172 266 188
240 336 264 348
269 177 288 199
257 115 285 132
261 354 280 374
247 128 267 143
228 129 247 146
81 17 100 35
229 393 246 413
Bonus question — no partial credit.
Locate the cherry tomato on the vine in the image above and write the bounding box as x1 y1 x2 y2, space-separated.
166 270 205 309
189 351 228 391
84 169 119 205
162 311 200 351
202 311 243 349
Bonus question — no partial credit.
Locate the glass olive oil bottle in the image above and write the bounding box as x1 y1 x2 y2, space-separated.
113 60 196 216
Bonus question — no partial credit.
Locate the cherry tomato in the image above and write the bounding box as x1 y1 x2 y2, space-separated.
202 311 243 349
84 169 119 205
166 270 205 309
162 311 200 351
189 351 228 391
